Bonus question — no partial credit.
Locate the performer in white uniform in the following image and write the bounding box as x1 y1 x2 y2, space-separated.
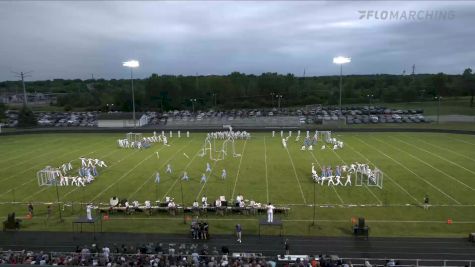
166 164 172 174
267 203 275 223
206 162 212 173
182 171 189 181
155 172 160 184
200 173 207 183
86 204 93 220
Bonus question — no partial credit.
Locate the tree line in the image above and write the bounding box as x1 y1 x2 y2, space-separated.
0 69 473 112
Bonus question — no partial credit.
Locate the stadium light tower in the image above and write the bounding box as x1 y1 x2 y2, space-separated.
333 56 351 116
276 94 283 110
122 60 140 128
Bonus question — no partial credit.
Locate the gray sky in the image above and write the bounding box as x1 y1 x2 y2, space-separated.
0 1 474 81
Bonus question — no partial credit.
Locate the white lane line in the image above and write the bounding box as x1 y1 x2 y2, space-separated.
264 137 269 203
377 137 475 191
414 137 475 164
309 151 344 204
392 136 475 176
285 145 307 205
90 153 156 202
128 141 191 200
161 145 204 200
330 148 382 205
344 142 421 205
231 140 248 200
354 137 461 204
62 149 142 199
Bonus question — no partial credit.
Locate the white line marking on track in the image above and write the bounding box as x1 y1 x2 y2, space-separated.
376 137 475 191
285 145 307 204
354 137 461 204
231 140 248 200
344 142 421 205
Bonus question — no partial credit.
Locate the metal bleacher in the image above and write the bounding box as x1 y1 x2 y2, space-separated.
165 116 301 128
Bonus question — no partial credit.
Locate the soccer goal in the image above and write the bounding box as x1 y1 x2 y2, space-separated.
37 166 60 186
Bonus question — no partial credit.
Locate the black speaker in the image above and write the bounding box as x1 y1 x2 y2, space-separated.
358 217 365 228
469 233 475 242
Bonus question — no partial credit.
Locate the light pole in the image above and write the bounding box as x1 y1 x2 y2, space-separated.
122 60 140 128
276 94 283 110
333 56 351 116
367 94 374 117
190 98 197 113
212 93 217 109
435 96 442 124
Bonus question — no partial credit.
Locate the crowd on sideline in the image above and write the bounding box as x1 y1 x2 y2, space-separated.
0 242 385 267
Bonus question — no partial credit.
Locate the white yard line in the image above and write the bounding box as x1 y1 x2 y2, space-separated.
62 149 142 199
309 151 344 204
22 150 99 201
0 138 67 167
329 149 382 205
231 140 248 200
285 146 307 205
264 137 269 203
354 137 461 204
376 137 475 191
344 142 421 205
195 161 218 201
448 136 475 146
392 136 475 176
0 140 99 197
90 153 155 202
415 137 475 164
161 145 204 199
0 139 96 183
128 141 191 200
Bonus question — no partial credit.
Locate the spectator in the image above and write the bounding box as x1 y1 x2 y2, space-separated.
235 224 242 243
28 202 34 217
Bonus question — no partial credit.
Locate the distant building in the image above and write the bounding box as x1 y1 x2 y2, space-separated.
97 112 150 128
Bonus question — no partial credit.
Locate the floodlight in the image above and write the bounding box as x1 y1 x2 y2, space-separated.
122 60 140 68
333 56 351 64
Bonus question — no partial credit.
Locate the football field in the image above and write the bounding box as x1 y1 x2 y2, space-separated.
0 131 474 237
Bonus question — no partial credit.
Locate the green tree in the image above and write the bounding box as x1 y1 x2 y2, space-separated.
17 106 37 127
0 103 6 122
462 68 474 107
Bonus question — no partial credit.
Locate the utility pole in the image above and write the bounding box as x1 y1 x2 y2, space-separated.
12 71 32 107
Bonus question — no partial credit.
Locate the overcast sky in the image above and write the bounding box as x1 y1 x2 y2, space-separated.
0 1 474 81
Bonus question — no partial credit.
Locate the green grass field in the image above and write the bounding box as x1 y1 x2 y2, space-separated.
0 132 475 237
